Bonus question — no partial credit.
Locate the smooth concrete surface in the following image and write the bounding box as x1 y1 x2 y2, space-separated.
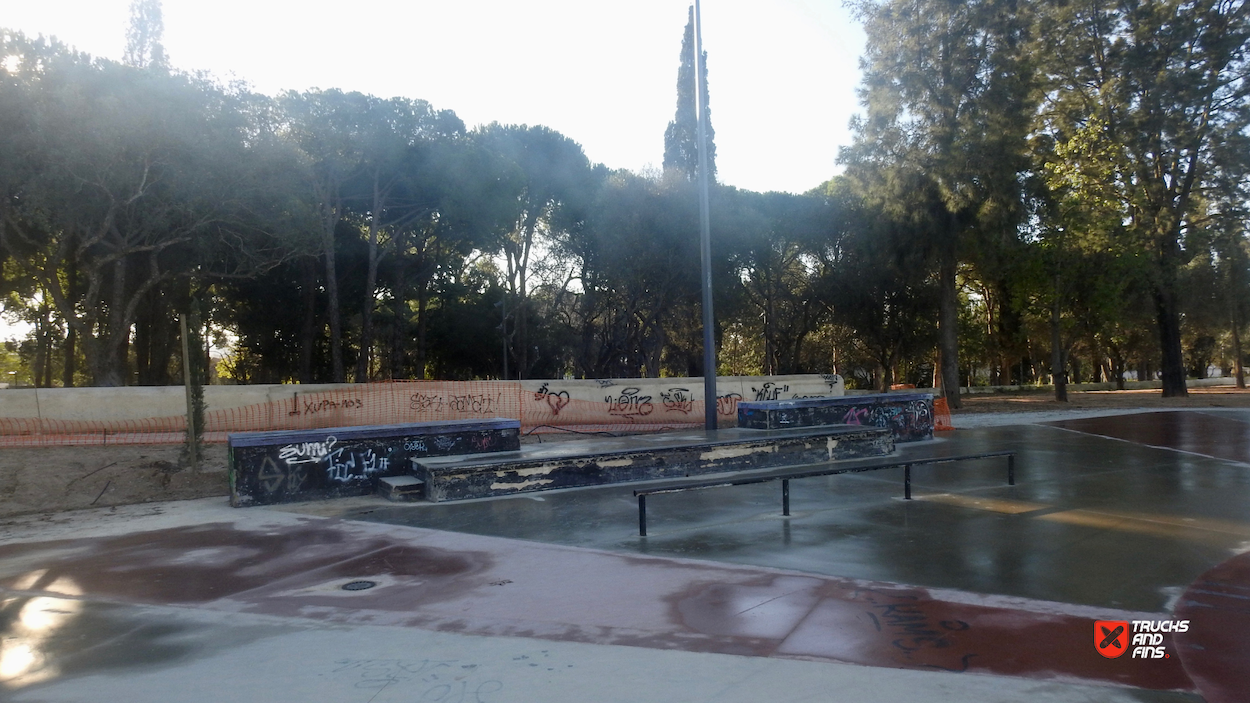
0 501 1201 702
4 410 1249 701
343 418 1250 614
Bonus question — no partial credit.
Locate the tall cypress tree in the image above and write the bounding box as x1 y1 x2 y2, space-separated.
663 6 716 183
124 0 168 69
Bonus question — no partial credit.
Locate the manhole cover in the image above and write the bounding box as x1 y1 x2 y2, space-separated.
341 580 377 591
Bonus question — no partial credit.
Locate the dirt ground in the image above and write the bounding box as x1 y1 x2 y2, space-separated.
4 386 1249 520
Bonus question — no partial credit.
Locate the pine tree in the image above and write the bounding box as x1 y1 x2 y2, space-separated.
663 6 716 183
124 0 167 69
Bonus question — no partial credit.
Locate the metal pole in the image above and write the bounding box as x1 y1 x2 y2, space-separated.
782 478 790 516
694 0 717 431
638 495 648 536
904 464 911 500
180 314 198 468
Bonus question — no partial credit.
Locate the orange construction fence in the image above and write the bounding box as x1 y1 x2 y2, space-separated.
0 381 955 447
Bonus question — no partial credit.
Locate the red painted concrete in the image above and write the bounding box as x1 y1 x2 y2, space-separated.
1049 411 1250 463
1173 551 1250 703
0 520 1195 694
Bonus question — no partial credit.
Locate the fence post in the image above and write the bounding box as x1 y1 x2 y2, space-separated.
180 314 198 469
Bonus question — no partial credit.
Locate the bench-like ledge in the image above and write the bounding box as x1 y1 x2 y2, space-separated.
229 418 520 507
737 392 934 441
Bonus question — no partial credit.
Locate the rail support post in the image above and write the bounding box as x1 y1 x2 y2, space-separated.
904 464 912 500
638 494 647 537
782 479 790 516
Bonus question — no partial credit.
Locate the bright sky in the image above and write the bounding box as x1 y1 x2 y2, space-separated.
1 0 866 196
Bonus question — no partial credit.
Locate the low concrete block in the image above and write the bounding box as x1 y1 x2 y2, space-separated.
415 425 893 502
737 393 934 442
229 418 520 507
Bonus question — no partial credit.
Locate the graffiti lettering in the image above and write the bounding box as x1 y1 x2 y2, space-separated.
278 436 338 465
410 393 444 412
716 392 743 416
534 382 571 416
606 387 654 419
432 435 459 451
405 438 428 452
659 388 694 414
447 393 501 415
821 373 844 390
752 382 789 401
292 398 363 415
324 447 389 484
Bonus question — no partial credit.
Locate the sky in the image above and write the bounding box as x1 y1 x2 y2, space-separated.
1 0 867 195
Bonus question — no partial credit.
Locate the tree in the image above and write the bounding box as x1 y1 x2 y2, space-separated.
123 0 167 69
1036 0 1250 396
663 5 716 184
845 0 1036 407
0 33 305 385
475 123 593 379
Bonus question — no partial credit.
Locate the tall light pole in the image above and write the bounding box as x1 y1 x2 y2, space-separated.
694 0 717 431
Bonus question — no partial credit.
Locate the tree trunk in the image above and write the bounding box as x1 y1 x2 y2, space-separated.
299 257 318 384
938 241 960 408
355 183 384 384
62 325 76 388
390 262 407 379
1234 308 1246 390
1154 287 1188 397
1050 285 1067 402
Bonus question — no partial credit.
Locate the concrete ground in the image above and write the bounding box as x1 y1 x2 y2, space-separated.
3 410 1249 702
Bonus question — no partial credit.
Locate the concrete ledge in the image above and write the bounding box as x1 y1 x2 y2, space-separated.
737 393 934 442
229 418 520 507
414 425 893 502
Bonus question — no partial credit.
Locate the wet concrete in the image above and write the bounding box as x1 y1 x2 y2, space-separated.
3 411 1248 701
340 423 1250 614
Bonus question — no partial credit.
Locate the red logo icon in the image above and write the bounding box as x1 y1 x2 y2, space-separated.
1095 620 1129 658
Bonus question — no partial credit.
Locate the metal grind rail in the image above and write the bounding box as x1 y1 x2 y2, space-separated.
633 450 1016 536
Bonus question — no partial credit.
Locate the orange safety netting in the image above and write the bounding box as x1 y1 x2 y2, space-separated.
1 381 955 446
0 380 747 447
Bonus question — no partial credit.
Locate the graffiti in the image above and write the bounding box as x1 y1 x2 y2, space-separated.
841 407 872 425
410 392 444 412
432 435 460 451
595 379 616 388
324 447 389 484
534 382 571 416
716 392 743 416
278 436 338 465
447 393 501 416
660 388 693 414
285 398 364 416
833 398 933 441
257 455 307 495
329 658 504 700
752 382 789 401
606 387 654 419
860 598 974 672
821 373 844 390
405 438 428 452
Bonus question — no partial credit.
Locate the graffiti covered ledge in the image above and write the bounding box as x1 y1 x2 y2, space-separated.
228 418 520 507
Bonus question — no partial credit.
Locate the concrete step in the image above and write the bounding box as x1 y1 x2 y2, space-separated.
378 475 425 501
414 425 893 502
